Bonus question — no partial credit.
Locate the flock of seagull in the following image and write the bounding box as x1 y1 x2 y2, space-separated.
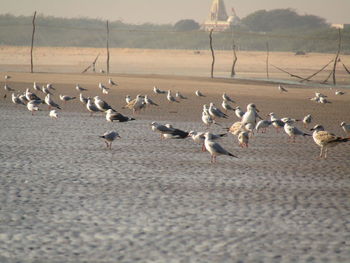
3 75 350 162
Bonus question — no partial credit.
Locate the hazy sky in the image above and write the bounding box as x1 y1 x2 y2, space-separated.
1 0 349 24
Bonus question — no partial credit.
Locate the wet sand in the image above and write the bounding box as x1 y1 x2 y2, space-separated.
0 50 350 262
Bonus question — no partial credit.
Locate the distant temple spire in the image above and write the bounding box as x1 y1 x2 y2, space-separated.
203 0 240 31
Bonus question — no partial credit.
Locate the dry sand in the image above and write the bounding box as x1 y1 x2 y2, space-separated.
0 47 350 262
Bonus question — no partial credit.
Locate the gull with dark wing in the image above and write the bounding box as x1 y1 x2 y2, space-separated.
340 122 350 137
153 86 166 94
4 84 15 92
98 82 110 94
255 120 272 133
60 94 76 103
303 114 312 128
278 85 288 92
310 124 349 159
11 93 25 106
42 85 53 95
45 94 61 110
176 91 187 100
105 109 135 122
209 102 228 119
79 93 88 104
221 100 235 112
188 131 226 151
25 88 41 101
167 90 179 103
27 100 41 115
204 132 237 163
222 93 235 103
283 119 311 142
234 106 245 119
99 131 121 149
86 97 102 116
94 96 113 112
108 78 118 86
195 90 205 97
76 84 88 92
144 95 159 107
33 82 41 91
49 109 58 119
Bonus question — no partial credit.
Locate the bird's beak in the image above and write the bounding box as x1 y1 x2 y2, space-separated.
310 128 314 131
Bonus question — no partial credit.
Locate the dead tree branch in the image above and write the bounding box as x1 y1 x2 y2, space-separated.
231 39 237 77
82 54 100 73
30 11 37 73
209 29 215 78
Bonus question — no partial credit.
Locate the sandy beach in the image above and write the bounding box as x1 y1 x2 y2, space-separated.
0 47 350 262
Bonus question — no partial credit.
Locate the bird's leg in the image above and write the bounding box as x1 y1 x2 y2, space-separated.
202 143 206 152
109 143 112 150
105 141 109 148
324 148 328 159
293 136 296 143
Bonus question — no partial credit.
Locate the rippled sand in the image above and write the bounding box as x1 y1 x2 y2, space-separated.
0 71 350 262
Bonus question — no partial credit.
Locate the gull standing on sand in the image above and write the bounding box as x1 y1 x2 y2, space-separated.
222 100 235 112
195 90 205 97
167 90 179 103
25 88 41 101
125 95 131 104
151 121 176 139
144 95 159 107
335 90 345 96
204 132 237 163
49 109 58 119
238 131 249 148
42 85 53 95
108 78 118 86
153 86 166 94
234 106 245 119
303 114 312 128
4 84 15 92
98 83 110 94
99 131 120 149
79 93 88 104
222 93 235 103
278 85 288 92
94 96 113 111
105 109 135 122
27 100 41 115
11 93 25 106
340 122 350 137
176 91 187 100
202 106 215 128
47 83 55 90
60 94 76 103
241 103 261 127
310 124 349 159
283 119 311 142
123 94 145 114
45 94 61 110
255 119 272 133
86 97 101 116
188 131 227 151
209 102 228 119
268 112 285 132
18 94 29 105
76 84 88 92
33 82 41 91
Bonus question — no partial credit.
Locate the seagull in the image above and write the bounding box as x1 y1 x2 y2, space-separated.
125 95 132 104
59 95 76 103
163 124 189 139
283 119 311 142
319 97 331 104
227 121 246 136
144 95 159 106
25 88 41 101
18 94 29 105
46 83 55 90
221 100 235 112
195 90 205 97
79 93 88 104
76 84 88 92
340 122 350 137
11 93 25 105
278 85 288 92
202 109 214 128
188 131 227 151
98 83 109 94
204 132 237 163
234 106 245 119
108 78 117 86
310 124 349 159
167 90 179 103
268 112 285 133
4 75 10 80
208 102 228 119
86 97 102 116
241 103 261 127
94 96 113 112
335 90 345 96
99 131 120 149
4 84 14 92
42 85 53 95
176 91 187 100
33 82 41 91
153 86 166 94
123 94 145 114
151 122 187 139
105 109 135 122
45 94 61 110
27 100 41 115
100 69 105 74
222 93 234 102
303 114 312 128
49 109 58 119
255 120 272 133
238 131 249 148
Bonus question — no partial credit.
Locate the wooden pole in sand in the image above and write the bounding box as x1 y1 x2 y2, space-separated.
332 28 342 85
30 11 37 73
231 39 237 77
106 20 110 75
209 29 215 78
266 42 269 79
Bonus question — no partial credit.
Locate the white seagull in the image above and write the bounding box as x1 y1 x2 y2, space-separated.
204 132 237 163
167 90 179 103
222 93 234 102
195 90 205 97
99 131 121 149
49 109 58 119
340 122 350 137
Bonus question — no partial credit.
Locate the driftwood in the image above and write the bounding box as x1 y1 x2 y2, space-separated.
106 20 110 75
231 39 237 77
332 29 342 85
266 42 269 79
209 29 215 78
300 59 334 82
30 11 37 73
82 54 100 73
342 61 350 74
322 71 333 84
271 64 305 80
